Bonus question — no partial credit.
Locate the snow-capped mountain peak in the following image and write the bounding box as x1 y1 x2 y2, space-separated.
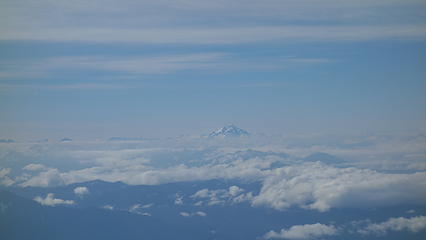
208 125 250 137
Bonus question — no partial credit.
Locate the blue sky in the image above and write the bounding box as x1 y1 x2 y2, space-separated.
1 0 426 139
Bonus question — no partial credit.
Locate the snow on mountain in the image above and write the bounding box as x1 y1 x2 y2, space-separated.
208 125 250 138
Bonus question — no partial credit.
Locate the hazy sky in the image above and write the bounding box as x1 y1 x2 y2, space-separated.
1 0 426 139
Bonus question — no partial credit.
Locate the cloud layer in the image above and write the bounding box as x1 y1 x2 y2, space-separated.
3 25 426 44
2 0 425 44
3 134 426 213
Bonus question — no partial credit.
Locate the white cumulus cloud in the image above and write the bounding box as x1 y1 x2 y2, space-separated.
252 162 426 212
359 215 426 235
33 193 75 206
229 185 244 196
264 223 337 239
73 186 90 197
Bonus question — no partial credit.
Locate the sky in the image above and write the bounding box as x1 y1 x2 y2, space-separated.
1 0 426 139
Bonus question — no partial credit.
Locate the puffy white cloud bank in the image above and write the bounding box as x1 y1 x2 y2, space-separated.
252 162 426 212
13 157 426 212
264 223 337 239
33 193 75 206
263 215 426 239
359 215 426 235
